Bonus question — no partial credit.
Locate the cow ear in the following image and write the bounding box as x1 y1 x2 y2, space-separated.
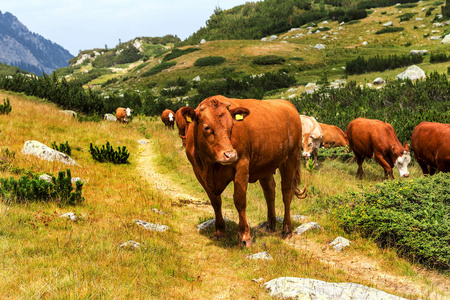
229 107 250 121
182 107 196 123
130 109 134 112
404 142 410 152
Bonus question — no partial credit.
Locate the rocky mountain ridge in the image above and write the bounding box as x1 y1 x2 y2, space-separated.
0 11 73 75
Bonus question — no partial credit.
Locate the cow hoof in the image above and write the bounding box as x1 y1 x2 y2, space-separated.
282 232 293 239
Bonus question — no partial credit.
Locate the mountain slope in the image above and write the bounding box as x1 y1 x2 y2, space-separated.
0 11 73 75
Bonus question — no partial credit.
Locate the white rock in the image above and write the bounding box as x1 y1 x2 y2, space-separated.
314 44 326 50
22 140 79 166
396 65 426 81
39 174 52 183
246 251 273 260
430 36 441 40
383 21 393 26
305 83 319 94
134 219 168 232
59 110 77 117
340 21 345 25
60 212 77 221
362 41 368 45
200 39 206 44
104 113 117 121
442 34 450 44
120 240 140 249
293 222 321 235
373 77 385 85
330 236 351 252
410 49 428 56
415 17 423 21
269 35 277 41
197 218 231 231
192 75 201 82
261 37 268 42
264 277 408 300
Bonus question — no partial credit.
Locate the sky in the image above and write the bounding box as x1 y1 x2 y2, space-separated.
2 0 258 56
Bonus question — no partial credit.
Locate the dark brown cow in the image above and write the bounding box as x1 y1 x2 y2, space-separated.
161 109 175 129
181 95 307 247
318 122 348 148
346 118 411 180
175 107 193 147
115 107 133 124
411 121 450 174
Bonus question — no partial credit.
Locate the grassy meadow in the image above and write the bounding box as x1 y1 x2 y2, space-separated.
1 91 449 299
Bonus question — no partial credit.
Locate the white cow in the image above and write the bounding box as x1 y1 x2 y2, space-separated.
300 115 323 168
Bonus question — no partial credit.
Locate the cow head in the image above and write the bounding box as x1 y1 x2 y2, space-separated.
302 133 317 158
394 142 411 178
125 108 134 117
168 112 174 122
184 97 249 165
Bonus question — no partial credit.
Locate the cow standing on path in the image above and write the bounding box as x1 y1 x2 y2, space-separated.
411 121 450 174
181 95 307 247
161 109 175 129
318 122 348 148
346 117 410 180
175 107 193 147
116 107 133 124
300 115 323 168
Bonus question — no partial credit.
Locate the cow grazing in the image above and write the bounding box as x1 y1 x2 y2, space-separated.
411 121 450 174
161 109 175 129
300 115 323 168
181 95 307 247
346 118 411 180
116 107 133 124
175 107 192 147
318 122 348 148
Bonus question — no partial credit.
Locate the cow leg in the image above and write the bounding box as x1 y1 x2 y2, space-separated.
234 169 251 247
416 158 430 175
259 175 277 232
313 147 319 169
278 161 297 239
373 153 394 179
354 152 364 180
206 191 226 239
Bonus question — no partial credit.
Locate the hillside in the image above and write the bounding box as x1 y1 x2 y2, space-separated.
0 11 73 75
0 91 450 299
57 0 449 107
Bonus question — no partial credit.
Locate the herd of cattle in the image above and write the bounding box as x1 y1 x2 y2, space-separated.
150 95 448 246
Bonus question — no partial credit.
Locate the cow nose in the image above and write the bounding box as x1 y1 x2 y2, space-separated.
224 150 237 161
302 152 310 158
402 173 410 178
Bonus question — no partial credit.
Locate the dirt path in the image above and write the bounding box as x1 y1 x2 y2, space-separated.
136 138 450 300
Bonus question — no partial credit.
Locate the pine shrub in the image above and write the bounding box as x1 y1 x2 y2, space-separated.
375 27 404 34
0 169 84 206
89 142 130 164
194 56 226 67
0 98 12 115
51 141 72 156
252 55 286 65
141 61 177 77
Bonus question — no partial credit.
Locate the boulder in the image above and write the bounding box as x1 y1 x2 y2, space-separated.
192 75 201 82
200 39 206 44
261 37 268 42
265 278 408 300
246 251 273 260
39 174 52 183
383 21 393 26
373 77 385 85
104 113 117 121
314 44 326 50
396 65 426 81
59 110 77 117
329 236 351 252
441 34 450 44
305 83 319 94
22 140 79 166
293 222 321 235
362 41 368 45
410 49 428 56
269 35 277 41
430 36 441 40
60 212 77 221
134 219 168 232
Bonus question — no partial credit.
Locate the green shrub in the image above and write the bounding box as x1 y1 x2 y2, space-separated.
375 27 404 34
89 142 130 164
430 52 450 63
0 98 12 115
252 55 286 65
0 169 84 206
162 48 200 62
397 3 418 8
194 56 226 67
51 141 72 156
141 61 177 77
398 12 416 21
345 54 423 75
333 173 450 270
317 146 353 162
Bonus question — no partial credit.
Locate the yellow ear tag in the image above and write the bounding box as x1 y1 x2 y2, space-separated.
235 114 244 121
186 116 192 123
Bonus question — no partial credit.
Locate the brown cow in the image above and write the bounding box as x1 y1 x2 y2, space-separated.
346 118 411 180
175 107 193 147
115 107 133 124
411 121 450 174
318 122 348 148
181 95 307 247
161 109 175 129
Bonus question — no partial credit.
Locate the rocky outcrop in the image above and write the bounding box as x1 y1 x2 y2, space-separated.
22 140 79 166
396 65 426 81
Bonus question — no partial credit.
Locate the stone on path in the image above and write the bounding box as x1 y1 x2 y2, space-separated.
294 222 321 235
134 219 169 232
330 236 351 252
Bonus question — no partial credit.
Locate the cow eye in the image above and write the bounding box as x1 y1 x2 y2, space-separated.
203 124 212 133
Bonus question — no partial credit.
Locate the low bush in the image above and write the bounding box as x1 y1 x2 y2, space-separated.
252 55 286 65
194 56 226 67
0 98 12 114
345 54 423 75
332 173 450 269
89 142 130 164
317 146 353 162
141 61 177 77
375 27 404 34
398 12 416 21
51 141 72 156
0 169 84 206
430 52 450 63
162 48 200 62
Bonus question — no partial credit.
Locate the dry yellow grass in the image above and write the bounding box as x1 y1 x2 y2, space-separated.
0 91 449 299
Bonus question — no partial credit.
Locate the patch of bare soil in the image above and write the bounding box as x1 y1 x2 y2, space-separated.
137 138 450 300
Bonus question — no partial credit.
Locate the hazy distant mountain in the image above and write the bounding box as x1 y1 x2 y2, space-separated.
0 11 73 75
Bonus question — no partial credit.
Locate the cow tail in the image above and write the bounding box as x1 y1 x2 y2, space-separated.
293 165 307 199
